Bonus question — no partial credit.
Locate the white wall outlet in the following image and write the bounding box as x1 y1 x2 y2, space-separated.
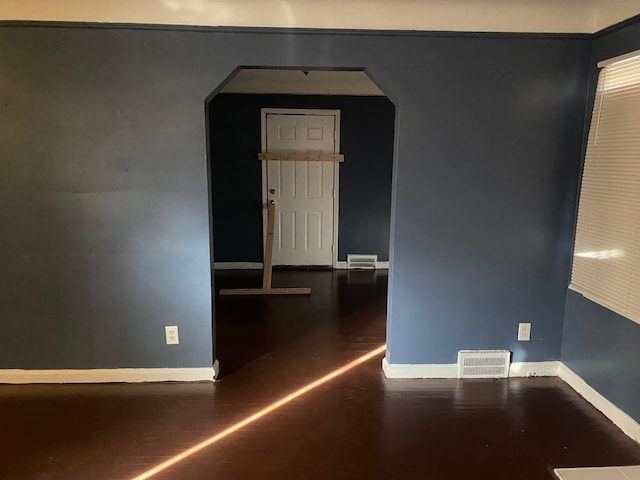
165 326 179 345
518 323 531 341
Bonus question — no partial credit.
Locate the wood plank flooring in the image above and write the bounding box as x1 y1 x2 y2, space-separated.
0 270 639 479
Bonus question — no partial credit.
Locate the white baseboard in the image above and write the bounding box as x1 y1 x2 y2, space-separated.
214 261 389 271
382 359 560 379
214 262 263 270
0 367 215 384
335 261 390 270
509 361 560 377
382 358 458 378
558 363 640 443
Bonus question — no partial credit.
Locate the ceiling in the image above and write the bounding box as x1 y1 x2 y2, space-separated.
221 70 385 96
1 0 639 34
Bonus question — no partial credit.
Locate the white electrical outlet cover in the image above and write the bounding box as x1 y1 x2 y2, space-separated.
165 326 180 345
518 323 531 341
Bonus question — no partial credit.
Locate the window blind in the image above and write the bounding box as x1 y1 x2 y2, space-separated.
569 52 640 325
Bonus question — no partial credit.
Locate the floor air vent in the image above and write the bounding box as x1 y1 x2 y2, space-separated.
347 254 377 270
458 350 511 378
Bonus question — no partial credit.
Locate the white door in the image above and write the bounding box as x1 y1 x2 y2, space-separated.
263 111 338 266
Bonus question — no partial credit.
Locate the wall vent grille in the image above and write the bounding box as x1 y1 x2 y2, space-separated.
347 254 377 270
458 350 511 378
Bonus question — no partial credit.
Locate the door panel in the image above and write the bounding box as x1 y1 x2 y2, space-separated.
278 162 296 198
306 162 323 198
306 211 323 250
278 210 296 250
265 113 336 266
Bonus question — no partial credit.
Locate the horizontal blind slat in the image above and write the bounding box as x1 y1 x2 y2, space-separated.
571 53 640 325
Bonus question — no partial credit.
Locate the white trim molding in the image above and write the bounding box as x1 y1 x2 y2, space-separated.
558 363 640 444
598 48 640 68
509 361 560 377
382 358 458 378
335 261 390 270
382 358 560 379
214 262 263 270
215 261 389 270
0 367 215 384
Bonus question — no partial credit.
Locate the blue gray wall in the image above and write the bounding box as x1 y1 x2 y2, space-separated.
209 94 395 263
385 37 591 364
562 17 640 423
0 24 591 370
0 26 217 369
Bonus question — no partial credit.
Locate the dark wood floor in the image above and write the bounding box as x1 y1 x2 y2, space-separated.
0 269 639 480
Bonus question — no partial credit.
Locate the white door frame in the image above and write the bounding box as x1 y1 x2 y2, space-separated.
260 108 341 268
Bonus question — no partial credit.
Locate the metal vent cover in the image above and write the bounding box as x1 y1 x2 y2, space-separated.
458 350 511 378
347 254 377 270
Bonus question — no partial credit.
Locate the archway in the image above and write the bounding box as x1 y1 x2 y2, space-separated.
205 67 397 377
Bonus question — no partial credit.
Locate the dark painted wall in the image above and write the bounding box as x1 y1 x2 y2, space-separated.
209 94 395 263
385 37 591 364
0 27 216 369
563 291 640 422
562 17 640 423
0 25 591 369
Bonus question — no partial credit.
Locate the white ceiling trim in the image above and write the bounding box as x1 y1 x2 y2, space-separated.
1 0 639 34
